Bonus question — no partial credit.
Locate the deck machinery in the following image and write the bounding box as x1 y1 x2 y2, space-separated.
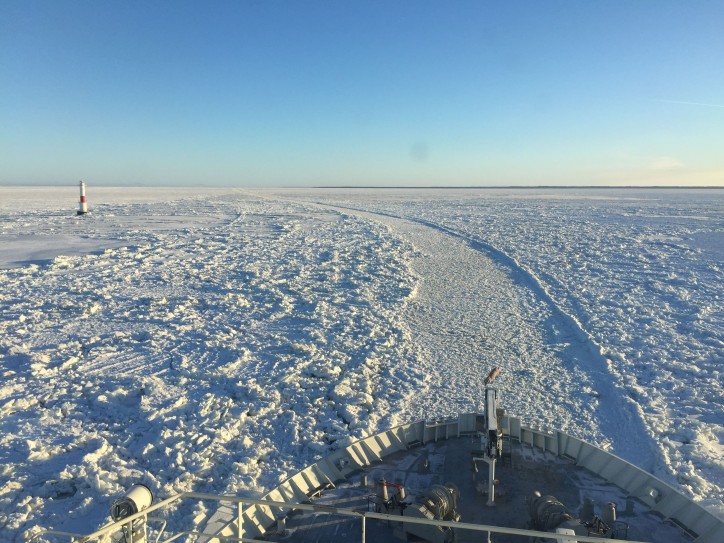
25 367 724 543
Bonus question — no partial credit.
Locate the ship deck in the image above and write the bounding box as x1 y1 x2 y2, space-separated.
265 435 693 543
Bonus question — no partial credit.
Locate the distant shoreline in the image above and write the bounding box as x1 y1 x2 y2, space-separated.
1 184 722 190
314 185 724 190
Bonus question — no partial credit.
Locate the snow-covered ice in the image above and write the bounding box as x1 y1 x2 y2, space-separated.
1 187 722 541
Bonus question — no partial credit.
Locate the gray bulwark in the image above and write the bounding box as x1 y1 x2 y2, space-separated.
201 413 724 543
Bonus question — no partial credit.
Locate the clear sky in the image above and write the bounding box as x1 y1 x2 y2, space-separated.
1 1 723 187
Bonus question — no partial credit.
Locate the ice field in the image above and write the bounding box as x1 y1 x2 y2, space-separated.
0 187 722 541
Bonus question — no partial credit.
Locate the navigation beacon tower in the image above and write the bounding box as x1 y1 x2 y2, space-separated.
77 180 89 215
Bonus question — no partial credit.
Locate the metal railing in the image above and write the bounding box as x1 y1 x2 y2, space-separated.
26 491 651 543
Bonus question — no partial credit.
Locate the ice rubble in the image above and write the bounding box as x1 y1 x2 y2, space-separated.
0 187 722 541
301 188 724 514
1 192 420 539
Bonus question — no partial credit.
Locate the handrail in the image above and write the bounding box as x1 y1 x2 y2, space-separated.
27 412 722 543
26 491 650 543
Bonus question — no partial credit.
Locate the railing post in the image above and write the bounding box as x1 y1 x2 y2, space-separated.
237 501 243 542
361 514 366 543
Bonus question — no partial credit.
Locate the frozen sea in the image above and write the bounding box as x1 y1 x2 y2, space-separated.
0 186 722 541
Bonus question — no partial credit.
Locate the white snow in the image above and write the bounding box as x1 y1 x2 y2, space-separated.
1 187 722 541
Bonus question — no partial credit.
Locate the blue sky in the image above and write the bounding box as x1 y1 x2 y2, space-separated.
1 1 723 187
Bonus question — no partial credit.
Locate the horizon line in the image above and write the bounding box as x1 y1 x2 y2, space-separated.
1 183 723 190
314 185 724 190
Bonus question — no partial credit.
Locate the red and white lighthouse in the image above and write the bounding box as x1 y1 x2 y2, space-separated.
77 180 89 215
